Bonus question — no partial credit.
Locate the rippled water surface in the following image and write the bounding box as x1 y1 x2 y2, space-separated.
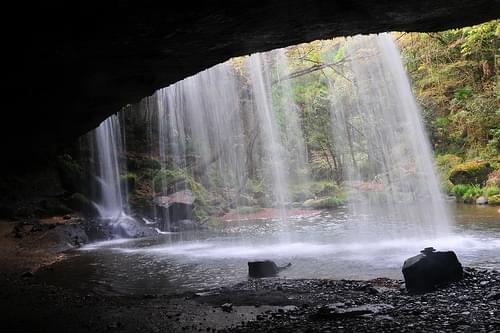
40 204 500 295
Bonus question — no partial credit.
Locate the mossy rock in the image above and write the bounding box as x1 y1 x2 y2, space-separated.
303 196 345 209
488 194 500 205
449 160 493 186
152 168 211 221
309 181 340 196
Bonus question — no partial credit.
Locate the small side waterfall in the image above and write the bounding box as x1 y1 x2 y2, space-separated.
89 114 128 219
89 114 151 238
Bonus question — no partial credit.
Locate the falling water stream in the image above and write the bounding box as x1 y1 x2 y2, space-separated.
90 114 127 218
65 33 499 295
89 114 142 237
327 33 452 239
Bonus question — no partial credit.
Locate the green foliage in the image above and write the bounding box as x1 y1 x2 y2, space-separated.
435 154 463 177
309 150 334 180
152 169 189 194
245 178 265 196
309 181 340 196
450 184 470 197
460 21 499 59
451 184 482 202
400 20 499 159
486 127 500 158
463 185 483 202
434 117 450 128
193 206 209 222
453 86 472 101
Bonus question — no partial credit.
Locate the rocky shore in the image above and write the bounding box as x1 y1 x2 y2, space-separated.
1 263 498 332
215 268 500 332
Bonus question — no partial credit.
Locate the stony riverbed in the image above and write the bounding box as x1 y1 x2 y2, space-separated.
1 267 498 332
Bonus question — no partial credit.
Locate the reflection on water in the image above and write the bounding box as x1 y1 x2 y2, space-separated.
39 204 500 295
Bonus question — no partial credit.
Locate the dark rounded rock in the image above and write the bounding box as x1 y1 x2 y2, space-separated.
248 261 292 278
402 248 463 293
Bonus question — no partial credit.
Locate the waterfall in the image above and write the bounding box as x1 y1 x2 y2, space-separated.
326 33 451 239
150 53 305 230
90 114 128 219
87 33 451 243
272 49 310 187
89 114 152 238
154 62 246 196
245 53 290 226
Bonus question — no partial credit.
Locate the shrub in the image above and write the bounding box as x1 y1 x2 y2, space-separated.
245 178 265 197
450 184 470 198
451 184 482 202
193 206 209 222
462 185 483 202
309 181 340 196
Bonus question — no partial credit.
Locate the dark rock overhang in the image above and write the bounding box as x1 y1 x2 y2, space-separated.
4 0 499 161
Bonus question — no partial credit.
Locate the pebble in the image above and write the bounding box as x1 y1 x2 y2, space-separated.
216 268 500 333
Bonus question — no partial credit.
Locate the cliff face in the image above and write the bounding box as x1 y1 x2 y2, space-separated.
3 1 499 165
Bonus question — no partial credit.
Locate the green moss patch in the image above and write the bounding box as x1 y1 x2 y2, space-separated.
449 160 492 185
